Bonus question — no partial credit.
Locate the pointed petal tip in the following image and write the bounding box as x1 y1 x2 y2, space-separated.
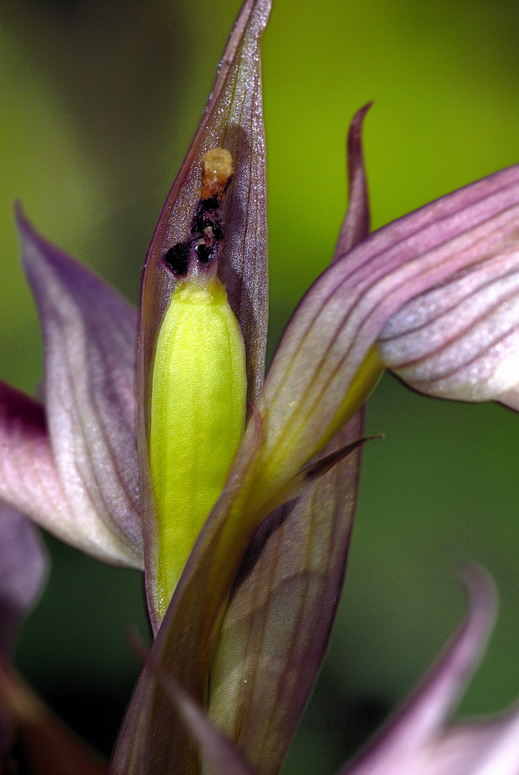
341 566 499 775
335 103 373 257
457 562 498 628
11 210 143 570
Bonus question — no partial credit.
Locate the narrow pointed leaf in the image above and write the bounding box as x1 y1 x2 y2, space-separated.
0 502 47 654
341 567 498 775
335 103 372 254
208 110 373 773
17 210 142 569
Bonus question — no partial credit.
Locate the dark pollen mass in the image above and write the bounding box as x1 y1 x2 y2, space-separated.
162 242 190 276
194 242 213 264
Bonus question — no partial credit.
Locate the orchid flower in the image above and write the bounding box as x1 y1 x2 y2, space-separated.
1 0 519 772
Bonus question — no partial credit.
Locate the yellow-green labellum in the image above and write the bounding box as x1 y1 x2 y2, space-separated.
150 276 246 619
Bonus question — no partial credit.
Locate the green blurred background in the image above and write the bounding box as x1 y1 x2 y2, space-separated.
2 0 519 771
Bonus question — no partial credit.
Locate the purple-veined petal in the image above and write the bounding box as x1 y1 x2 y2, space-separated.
339 567 519 775
17 210 142 569
378 246 519 403
207 109 372 773
137 0 270 628
247 162 519 514
0 502 47 655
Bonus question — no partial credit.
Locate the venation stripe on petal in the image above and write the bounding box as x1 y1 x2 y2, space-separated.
17 211 143 569
379 248 519 401
252 164 519 503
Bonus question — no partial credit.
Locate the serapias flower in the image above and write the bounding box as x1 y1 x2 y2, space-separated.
1 0 519 772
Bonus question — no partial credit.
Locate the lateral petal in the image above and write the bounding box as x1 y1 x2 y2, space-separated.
17 210 143 569
378 246 519 402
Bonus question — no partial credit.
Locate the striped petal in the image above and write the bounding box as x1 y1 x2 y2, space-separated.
17 210 142 569
378 245 519 403
252 164 519 509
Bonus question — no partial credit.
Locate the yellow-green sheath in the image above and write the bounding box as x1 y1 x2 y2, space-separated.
149 277 246 619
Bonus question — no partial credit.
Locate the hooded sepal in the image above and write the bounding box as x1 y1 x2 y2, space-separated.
17 209 143 569
340 567 519 775
138 0 271 629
